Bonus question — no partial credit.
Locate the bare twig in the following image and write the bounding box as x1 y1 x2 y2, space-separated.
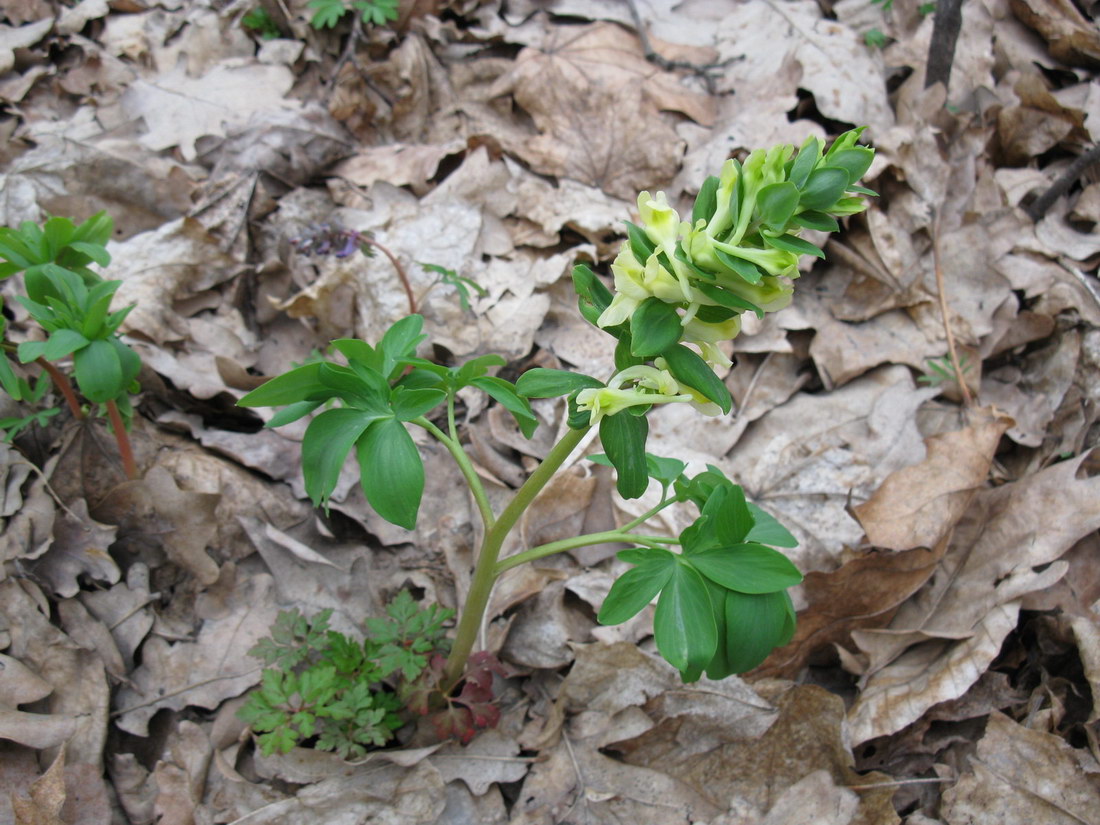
930 211 974 407
622 0 734 94
1024 143 1100 222
924 0 964 91
325 14 366 106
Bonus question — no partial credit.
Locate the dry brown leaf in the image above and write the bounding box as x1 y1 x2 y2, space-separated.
0 579 108 765
430 730 529 796
618 685 899 825
113 573 278 736
153 721 211 825
854 407 1013 551
121 61 298 161
849 601 1026 745
724 365 936 572
940 711 1100 824
79 569 155 670
110 217 240 346
10 745 66 825
1008 0 1100 67
94 464 220 586
25 498 119 598
0 652 52 708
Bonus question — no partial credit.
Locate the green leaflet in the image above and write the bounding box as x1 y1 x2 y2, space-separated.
357 417 424 530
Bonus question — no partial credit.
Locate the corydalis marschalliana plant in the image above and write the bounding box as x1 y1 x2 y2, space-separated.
238 129 875 710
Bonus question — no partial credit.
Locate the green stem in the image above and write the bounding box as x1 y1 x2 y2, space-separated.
413 416 495 530
494 531 679 575
442 425 589 688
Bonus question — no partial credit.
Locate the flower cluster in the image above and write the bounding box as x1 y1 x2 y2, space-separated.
574 128 875 426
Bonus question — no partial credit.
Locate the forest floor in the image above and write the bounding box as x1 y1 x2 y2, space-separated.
2 0 1100 823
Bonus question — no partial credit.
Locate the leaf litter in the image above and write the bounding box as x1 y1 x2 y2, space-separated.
2 0 1100 822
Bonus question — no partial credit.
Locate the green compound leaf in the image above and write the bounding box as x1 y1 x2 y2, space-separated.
653 561 717 675
239 362 330 408
470 375 539 438
599 410 649 499
762 232 826 259
799 166 851 211
72 338 122 403
516 367 603 398
707 589 795 677
389 386 446 421
745 503 798 547
756 182 800 231
685 543 803 594
630 297 682 358
308 0 348 28
597 547 676 625
357 417 424 529
660 344 732 414
41 328 89 362
303 408 391 509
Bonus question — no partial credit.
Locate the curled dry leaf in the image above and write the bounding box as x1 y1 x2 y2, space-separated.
854 407 1013 551
617 685 899 825
941 711 1100 824
25 498 119 599
94 464 221 586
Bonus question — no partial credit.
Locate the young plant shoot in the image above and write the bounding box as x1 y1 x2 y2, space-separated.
238 129 875 735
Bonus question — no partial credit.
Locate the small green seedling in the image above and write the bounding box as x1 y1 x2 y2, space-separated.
0 213 141 477
242 7 282 39
240 129 877 749
306 0 398 29
419 262 488 314
239 591 500 753
918 353 971 386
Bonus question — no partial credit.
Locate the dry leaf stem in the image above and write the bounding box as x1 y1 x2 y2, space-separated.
1024 143 1100 222
931 214 973 406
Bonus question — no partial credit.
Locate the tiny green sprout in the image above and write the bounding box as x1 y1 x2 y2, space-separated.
419 262 488 313
864 28 888 48
241 130 876 747
242 7 281 39
306 0 398 29
918 354 971 386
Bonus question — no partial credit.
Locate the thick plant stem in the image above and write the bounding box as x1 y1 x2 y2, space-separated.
414 416 495 530
105 400 140 480
36 358 83 420
442 425 589 688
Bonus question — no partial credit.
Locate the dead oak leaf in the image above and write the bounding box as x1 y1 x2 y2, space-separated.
120 61 298 161
95 465 220 585
25 498 119 598
941 711 1100 824
11 746 67 825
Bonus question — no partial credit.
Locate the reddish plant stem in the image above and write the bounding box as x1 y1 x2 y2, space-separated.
105 399 140 480
365 239 418 314
36 358 84 420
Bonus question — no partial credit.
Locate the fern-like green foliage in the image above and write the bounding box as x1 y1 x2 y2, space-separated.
239 592 454 759
307 0 399 29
